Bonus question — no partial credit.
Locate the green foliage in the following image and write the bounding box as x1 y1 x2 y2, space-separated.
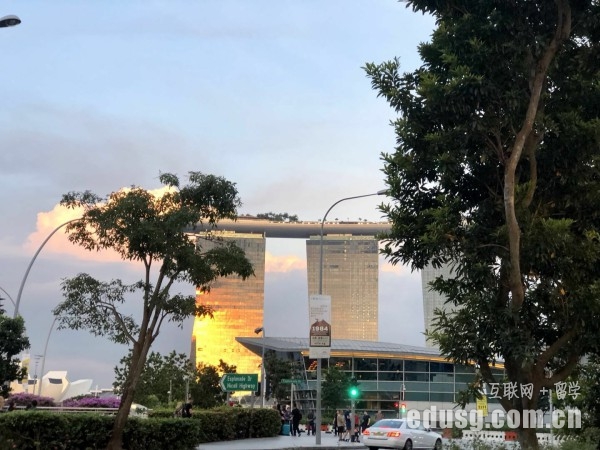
53 172 255 448
321 366 353 416
192 362 228 409
0 408 281 449
255 212 299 222
0 313 30 397
113 350 192 406
263 350 295 402
366 2 600 448
114 350 234 409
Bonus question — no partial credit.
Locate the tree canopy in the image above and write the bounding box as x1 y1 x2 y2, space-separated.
255 212 299 222
366 1 600 448
0 303 30 397
54 172 254 450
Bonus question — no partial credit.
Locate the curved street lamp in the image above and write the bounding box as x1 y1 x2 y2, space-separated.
0 15 21 28
13 218 80 318
314 189 388 445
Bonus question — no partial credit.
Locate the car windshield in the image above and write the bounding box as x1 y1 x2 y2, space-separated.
373 420 404 429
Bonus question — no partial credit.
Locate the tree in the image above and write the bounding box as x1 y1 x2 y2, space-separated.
264 350 294 403
54 172 254 450
113 350 191 406
255 212 299 222
0 303 30 397
191 360 232 409
365 2 600 448
321 365 352 420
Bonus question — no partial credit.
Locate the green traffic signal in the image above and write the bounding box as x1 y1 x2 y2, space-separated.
349 386 359 399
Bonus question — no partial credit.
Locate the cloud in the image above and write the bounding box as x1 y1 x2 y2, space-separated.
24 186 177 264
265 252 306 273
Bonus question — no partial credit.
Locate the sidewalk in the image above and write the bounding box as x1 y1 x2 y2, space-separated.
196 432 367 450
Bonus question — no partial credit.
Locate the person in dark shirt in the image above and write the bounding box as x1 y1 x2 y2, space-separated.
181 401 192 418
291 404 302 436
361 411 371 432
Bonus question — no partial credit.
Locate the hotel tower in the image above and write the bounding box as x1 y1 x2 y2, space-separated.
190 220 386 375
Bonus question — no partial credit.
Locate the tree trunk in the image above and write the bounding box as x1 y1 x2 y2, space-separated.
106 340 151 450
106 384 137 450
518 426 540 450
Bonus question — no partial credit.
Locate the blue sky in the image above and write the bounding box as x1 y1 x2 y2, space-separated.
0 1 436 389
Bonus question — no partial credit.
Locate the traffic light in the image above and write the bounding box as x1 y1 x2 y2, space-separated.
394 402 399 408
349 386 359 399
401 403 407 414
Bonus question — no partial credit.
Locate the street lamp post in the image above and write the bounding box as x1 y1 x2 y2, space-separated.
13 218 79 318
315 189 388 445
254 326 266 408
38 316 59 397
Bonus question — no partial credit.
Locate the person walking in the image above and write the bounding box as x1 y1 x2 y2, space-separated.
181 400 193 418
336 410 346 441
291 403 302 436
375 410 384 422
341 409 351 441
306 409 315 435
361 411 371 433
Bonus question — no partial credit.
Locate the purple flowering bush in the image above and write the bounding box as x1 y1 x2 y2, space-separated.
62 395 121 408
7 392 55 407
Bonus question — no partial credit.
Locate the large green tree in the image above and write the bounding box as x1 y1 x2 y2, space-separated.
113 350 191 407
365 1 600 448
0 303 30 397
321 366 353 421
191 360 233 409
54 172 254 450
264 350 295 403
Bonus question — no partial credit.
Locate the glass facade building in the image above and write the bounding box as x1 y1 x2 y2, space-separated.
237 337 504 419
306 235 379 341
192 232 266 376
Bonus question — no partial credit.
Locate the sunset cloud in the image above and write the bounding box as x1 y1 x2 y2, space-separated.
265 252 306 273
24 186 174 264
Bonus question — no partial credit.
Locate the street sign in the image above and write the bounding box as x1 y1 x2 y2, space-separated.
281 378 302 385
219 373 258 392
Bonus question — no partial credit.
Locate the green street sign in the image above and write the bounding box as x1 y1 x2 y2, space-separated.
219 373 258 392
281 378 302 385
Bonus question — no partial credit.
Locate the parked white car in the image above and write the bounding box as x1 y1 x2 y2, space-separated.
361 419 443 450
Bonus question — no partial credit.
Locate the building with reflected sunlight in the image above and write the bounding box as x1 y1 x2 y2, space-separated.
191 231 265 376
189 219 388 378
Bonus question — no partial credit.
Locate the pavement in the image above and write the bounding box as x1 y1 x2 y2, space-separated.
196 432 368 450
195 434 476 450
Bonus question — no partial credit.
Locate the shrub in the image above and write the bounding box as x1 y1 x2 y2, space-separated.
6 392 55 407
62 395 120 408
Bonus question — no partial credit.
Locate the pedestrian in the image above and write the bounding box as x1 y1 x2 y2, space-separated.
181 400 193 418
0 396 4 412
7 400 16 412
291 403 302 436
375 410 384 422
342 409 351 441
361 411 371 433
276 404 284 433
336 410 346 441
173 401 183 417
307 409 315 436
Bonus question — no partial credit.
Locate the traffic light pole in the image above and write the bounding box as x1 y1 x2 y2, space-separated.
351 399 356 440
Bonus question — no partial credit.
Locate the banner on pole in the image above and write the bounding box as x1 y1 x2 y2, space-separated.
309 294 331 358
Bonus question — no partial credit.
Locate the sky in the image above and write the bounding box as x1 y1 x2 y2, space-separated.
0 1 436 389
